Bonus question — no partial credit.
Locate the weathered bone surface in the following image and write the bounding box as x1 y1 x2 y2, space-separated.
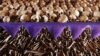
0 22 99 39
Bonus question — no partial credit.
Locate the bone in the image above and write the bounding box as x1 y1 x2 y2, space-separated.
0 0 100 56
20 14 30 22
3 16 10 22
0 23 100 56
93 11 100 17
58 14 68 23
0 0 99 22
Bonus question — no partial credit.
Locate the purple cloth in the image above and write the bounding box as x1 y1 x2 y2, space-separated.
0 22 99 39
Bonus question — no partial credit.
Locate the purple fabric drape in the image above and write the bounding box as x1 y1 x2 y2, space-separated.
0 22 99 39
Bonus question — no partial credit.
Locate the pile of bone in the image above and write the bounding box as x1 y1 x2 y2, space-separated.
0 0 100 23
0 27 100 56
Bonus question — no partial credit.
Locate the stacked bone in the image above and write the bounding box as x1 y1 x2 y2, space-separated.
0 0 100 22
0 27 100 56
0 0 100 56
